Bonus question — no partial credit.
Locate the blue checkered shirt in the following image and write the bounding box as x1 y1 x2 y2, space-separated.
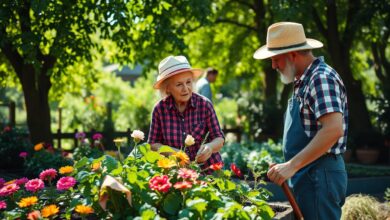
293 57 348 154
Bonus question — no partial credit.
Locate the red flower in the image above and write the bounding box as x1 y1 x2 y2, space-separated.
149 175 171 193
174 181 193 190
209 162 224 171
230 163 243 178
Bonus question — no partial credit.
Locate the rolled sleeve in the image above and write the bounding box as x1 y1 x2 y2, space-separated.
205 102 224 140
148 106 163 144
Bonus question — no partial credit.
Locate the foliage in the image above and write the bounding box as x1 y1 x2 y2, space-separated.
346 164 390 178
0 132 275 219
214 97 239 128
220 140 283 179
341 194 381 220
385 188 390 202
23 144 72 178
0 126 31 170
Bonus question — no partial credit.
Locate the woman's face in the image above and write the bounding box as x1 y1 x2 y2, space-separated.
167 72 194 104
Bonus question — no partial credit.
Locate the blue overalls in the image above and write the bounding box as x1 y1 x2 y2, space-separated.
283 78 347 220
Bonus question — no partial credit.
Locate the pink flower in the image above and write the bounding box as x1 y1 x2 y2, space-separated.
149 175 171 193
0 183 20 196
0 178 5 188
3 126 11 132
131 130 145 143
25 179 45 193
92 133 103 140
19 152 28 158
39 168 57 182
0 200 6 209
15 177 29 186
178 168 199 180
174 181 193 190
56 177 76 190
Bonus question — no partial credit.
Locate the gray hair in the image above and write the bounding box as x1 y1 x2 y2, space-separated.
158 73 197 100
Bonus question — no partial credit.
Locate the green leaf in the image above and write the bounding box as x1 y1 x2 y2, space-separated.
74 157 89 169
186 198 208 216
225 180 236 191
145 151 161 163
111 164 123 176
158 145 176 153
163 192 182 216
127 171 138 184
103 155 119 172
75 171 91 183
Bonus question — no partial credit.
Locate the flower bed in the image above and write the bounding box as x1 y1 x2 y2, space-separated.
0 132 275 219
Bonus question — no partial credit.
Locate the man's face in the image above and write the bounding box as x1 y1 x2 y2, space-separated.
271 54 296 84
208 73 217 83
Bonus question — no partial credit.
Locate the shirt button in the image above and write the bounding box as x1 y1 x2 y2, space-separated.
182 118 184 122
183 132 186 135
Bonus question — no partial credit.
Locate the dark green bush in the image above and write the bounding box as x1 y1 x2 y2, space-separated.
0 126 31 170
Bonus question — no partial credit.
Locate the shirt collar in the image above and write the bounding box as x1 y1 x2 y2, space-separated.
294 56 324 86
166 93 197 110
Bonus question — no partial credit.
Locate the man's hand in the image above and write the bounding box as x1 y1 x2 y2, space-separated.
267 161 298 185
195 144 212 163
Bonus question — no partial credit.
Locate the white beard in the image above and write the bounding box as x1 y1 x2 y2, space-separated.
278 59 296 84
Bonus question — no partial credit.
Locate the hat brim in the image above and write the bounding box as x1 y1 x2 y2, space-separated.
153 68 203 89
253 38 323 60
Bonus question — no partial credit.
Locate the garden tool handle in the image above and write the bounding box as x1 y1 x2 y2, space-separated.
281 182 304 220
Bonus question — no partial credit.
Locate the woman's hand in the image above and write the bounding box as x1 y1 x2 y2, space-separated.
195 144 212 163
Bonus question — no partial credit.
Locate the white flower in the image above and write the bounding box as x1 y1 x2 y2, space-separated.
131 130 145 142
185 135 195 147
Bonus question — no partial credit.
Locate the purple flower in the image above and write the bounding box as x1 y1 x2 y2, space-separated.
92 133 103 140
75 132 86 140
19 152 28 158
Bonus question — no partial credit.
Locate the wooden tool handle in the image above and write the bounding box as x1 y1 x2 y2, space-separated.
281 182 304 220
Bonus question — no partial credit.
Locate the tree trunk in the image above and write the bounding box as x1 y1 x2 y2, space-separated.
19 65 53 144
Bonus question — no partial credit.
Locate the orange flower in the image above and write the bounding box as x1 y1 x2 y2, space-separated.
209 162 224 171
173 181 193 190
59 166 74 175
157 158 176 169
18 196 38 208
173 151 190 166
75 205 94 215
34 143 44 151
41 204 59 218
4 179 16 185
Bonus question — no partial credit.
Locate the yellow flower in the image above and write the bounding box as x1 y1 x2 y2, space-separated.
4 179 16 185
18 196 38 208
75 205 94 215
59 166 74 175
173 151 190 166
113 138 126 147
91 162 101 171
105 150 117 157
34 143 44 151
157 157 176 169
41 204 59 218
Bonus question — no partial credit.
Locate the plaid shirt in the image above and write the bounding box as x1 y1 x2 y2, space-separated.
293 57 348 154
148 93 224 168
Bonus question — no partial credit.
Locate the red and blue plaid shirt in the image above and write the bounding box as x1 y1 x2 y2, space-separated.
148 93 224 169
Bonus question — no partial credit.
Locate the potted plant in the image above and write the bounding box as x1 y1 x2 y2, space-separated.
355 131 383 165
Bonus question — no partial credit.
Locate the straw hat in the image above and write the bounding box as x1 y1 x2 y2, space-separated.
253 22 323 59
153 55 203 89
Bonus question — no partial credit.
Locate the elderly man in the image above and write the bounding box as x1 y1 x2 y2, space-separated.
254 22 348 219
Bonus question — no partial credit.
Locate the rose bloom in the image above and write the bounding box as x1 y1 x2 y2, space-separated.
59 166 74 175
131 130 144 142
174 181 193 190
34 143 44 151
209 162 224 171
0 200 6 209
157 158 176 169
27 210 41 220
178 168 199 180
0 183 20 196
149 175 172 193
92 133 103 140
184 135 195 147
18 196 38 208
56 176 76 190
173 151 190 166
15 177 29 186
41 204 59 218
230 163 243 178
75 205 94 215
19 152 28 158
39 168 57 181
25 179 45 193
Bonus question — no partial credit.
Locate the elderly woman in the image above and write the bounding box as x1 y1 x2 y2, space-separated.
148 55 224 169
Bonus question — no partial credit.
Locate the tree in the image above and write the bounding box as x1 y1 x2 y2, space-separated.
0 0 212 144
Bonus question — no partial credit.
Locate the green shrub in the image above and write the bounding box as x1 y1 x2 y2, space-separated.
0 126 31 170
